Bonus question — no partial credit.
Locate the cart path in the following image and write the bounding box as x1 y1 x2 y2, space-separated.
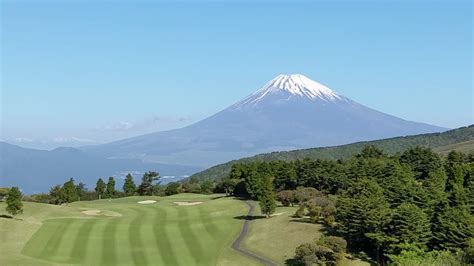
231 201 277 266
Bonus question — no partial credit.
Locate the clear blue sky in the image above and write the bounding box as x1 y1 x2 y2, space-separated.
1 0 472 149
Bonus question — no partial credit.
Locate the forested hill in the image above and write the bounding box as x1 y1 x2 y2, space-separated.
191 125 474 181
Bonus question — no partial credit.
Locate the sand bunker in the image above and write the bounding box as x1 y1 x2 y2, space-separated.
173 201 203 206
137 200 157 204
82 210 101 216
81 209 122 217
271 212 285 217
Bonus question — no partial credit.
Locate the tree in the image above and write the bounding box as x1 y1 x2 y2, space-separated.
165 182 181 195
357 145 385 159
277 190 295 206
105 176 116 198
75 182 87 201
48 185 65 205
95 178 106 199
62 178 78 203
123 173 136 196
200 179 214 194
258 176 276 218
138 171 160 196
387 203 431 254
6 187 23 216
336 178 392 263
222 178 239 196
400 147 442 180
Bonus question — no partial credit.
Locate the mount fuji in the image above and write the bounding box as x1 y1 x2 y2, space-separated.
84 74 447 167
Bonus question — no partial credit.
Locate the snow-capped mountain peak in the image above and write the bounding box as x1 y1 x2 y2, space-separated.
233 74 343 109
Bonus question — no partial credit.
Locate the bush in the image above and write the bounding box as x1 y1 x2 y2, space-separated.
294 242 337 266
318 235 347 253
295 205 305 218
294 187 322 204
277 190 295 206
165 182 182 195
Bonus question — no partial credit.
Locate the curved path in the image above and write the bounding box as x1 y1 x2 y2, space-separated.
231 201 277 266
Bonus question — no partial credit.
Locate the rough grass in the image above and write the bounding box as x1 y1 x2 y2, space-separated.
0 194 259 266
242 205 370 266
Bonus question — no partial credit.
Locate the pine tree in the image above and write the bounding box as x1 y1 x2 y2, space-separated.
62 178 78 203
123 173 136 196
6 187 23 216
258 176 276 218
387 203 431 254
137 171 160 196
105 176 116 198
95 178 106 199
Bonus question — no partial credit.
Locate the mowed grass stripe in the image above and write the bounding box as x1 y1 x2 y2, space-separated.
153 206 179 265
101 218 118 265
70 218 98 263
197 204 222 240
41 219 78 262
22 218 75 260
128 207 148 266
177 207 206 265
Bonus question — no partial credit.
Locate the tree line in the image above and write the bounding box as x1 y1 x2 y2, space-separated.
220 146 474 265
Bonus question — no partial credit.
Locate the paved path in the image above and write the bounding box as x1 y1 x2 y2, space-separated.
231 201 277 266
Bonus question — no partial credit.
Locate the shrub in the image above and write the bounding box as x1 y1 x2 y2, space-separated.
294 187 322 204
295 205 305 218
165 182 182 195
318 235 347 253
277 190 295 206
294 242 337 266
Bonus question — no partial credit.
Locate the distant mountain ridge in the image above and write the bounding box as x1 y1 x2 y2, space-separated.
0 142 201 193
83 74 446 167
2 74 449 193
191 125 474 182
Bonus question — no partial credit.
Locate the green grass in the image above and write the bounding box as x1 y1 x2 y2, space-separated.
242 205 370 266
434 139 474 155
0 194 259 266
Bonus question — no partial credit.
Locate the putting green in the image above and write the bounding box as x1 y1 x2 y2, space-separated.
0 194 260 266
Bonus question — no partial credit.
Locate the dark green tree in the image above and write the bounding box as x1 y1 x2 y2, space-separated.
258 176 276 218
75 182 87 201
62 178 78 203
95 178 106 199
165 182 181 195
200 179 214 194
137 171 160 196
123 173 136 196
387 203 431 254
49 185 65 205
6 187 23 216
105 176 116 198
400 147 442 180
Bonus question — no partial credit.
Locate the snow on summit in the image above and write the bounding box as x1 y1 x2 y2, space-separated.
233 74 343 108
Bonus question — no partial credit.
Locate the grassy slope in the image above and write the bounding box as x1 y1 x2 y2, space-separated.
192 125 474 181
242 205 369 266
0 194 259 266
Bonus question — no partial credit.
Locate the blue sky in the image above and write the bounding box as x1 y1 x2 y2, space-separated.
1 0 472 149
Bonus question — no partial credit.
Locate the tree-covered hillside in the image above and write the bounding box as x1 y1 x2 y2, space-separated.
191 125 474 181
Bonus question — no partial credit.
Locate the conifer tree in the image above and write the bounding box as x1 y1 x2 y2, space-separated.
95 178 106 199
105 176 116 198
123 173 136 196
6 187 23 216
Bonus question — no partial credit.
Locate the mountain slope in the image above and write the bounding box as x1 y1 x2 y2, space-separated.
191 125 474 181
0 142 202 193
84 74 446 167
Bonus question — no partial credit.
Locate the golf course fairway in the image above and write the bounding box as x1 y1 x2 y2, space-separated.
0 194 260 266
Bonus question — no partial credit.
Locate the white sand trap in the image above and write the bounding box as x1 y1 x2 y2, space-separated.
271 212 286 217
82 209 101 216
137 200 157 204
81 209 122 217
173 201 203 206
